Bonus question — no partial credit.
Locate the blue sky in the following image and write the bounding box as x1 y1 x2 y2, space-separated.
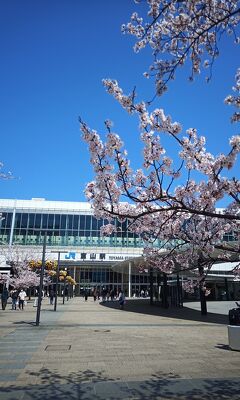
0 0 239 202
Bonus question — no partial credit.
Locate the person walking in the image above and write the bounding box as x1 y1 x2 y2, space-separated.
10 289 18 310
118 290 126 310
49 289 55 305
1 287 9 310
101 288 106 302
96 289 100 300
18 289 27 310
110 288 115 301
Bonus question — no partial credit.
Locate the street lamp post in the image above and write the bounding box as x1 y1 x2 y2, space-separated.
67 281 69 301
63 268 67 304
50 250 68 312
54 252 60 312
36 232 47 326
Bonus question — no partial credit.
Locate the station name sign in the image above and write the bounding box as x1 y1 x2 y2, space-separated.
58 252 137 262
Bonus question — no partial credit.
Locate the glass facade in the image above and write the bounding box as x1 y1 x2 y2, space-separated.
74 266 151 297
0 209 236 248
0 211 146 247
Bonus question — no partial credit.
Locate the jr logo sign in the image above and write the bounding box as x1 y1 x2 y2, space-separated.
65 252 76 260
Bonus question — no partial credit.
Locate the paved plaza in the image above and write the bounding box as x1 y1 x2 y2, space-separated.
0 297 239 399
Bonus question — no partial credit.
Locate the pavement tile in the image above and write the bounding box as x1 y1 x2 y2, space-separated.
94 381 130 398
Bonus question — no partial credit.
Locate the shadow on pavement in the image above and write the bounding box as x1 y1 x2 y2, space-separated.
100 299 229 325
13 321 36 326
0 368 239 399
0 368 114 400
215 343 231 351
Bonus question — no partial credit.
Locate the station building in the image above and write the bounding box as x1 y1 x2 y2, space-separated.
0 198 239 301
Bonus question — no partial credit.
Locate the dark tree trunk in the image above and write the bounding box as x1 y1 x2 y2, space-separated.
162 273 169 308
149 266 153 305
177 274 183 307
200 287 207 315
199 266 207 315
225 278 229 301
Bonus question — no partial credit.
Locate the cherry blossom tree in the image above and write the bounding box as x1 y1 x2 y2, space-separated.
79 1 240 311
0 246 43 291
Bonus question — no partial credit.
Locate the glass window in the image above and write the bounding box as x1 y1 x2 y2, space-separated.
73 215 79 230
97 219 104 230
67 215 73 230
54 214 60 229
6 213 13 228
35 214 41 229
80 215 85 230
100 269 106 283
85 270 89 281
21 213 28 229
0 217 5 232
113 272 118 282
122 220 127 233
28 214 35 229
0 212 7 228
60 215 66 230
15 213 21 228
86 216 91 230
42 214 48 229
48 214 54 229
92 217 97 230
88 271 92 281
80 270 84 280
93 271 101 282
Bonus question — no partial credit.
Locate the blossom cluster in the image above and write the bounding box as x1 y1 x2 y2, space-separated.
225 68 240 123
122 1 240 96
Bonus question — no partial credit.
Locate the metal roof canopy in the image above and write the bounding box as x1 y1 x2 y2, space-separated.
111 252 239 277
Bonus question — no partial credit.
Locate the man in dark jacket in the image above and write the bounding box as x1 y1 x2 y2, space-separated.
10 289 18 310
1 287 9 310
